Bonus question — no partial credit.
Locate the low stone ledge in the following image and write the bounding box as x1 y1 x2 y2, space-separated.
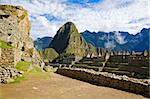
56 68 150 97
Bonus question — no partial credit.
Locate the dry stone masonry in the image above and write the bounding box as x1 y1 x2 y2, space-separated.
0 5 42 67
56 68 150 97
0 67 23 83
0 5 42 83
0 5 40 66
0 48 15 67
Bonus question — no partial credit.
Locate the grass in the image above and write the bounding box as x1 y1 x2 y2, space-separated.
14 64 57 84
13 60 57 84
0 40 14 48
10 67 56 84
9 75 27 84
10 60 31 84
15 61 31 72
26 67 57 80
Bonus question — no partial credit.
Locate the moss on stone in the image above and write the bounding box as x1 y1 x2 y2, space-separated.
0 40 14 48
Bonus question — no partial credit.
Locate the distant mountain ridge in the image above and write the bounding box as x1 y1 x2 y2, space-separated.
34 37 53 50
81 28 150 52
34 28 150 52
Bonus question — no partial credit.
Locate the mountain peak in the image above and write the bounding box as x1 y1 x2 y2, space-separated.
64 21 75 26
63 21 76 30
50 22 89 56
57 22 78 36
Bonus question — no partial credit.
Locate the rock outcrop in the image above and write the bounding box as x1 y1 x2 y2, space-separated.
0 5 42 67
50 22 97 58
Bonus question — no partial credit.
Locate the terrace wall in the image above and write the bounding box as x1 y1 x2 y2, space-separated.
56 68 149 97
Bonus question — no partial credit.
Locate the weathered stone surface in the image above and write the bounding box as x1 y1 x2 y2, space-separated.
0 48 14 67
0 5 42 67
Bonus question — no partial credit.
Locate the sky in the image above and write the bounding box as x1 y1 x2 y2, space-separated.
0 0 149 40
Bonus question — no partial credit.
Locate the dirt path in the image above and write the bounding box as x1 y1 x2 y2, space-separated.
0 73 145 99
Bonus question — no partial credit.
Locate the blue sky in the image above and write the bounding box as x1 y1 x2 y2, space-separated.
68 0 102 4
0 0 149 40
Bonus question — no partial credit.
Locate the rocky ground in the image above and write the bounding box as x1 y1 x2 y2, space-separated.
0 72 145 99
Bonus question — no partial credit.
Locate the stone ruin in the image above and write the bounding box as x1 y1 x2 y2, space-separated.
0 48 15 67
0 5 42 68
0 5 42 83
72 50 149 78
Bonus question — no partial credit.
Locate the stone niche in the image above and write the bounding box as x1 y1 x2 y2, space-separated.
0 48 15 67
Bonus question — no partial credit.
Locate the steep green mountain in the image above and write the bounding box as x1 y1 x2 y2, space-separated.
39 48 59 62
50 22 96 57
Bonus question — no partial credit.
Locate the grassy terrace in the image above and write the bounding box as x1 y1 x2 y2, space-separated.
0 40 14 48
11 61 56 84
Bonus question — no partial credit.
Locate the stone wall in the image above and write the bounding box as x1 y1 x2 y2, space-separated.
56 68 150 97
0 48 15 67
0 5 42 67
108 55 129 63
128 55 149 67
0 66 23 83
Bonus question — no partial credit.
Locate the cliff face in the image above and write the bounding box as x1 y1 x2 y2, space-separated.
0 5 41 67
50 22 97 57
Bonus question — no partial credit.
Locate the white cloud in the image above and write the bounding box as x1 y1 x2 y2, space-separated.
0 0 149 40
115 31 126 44
30 15 62 39
105 40 116 50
